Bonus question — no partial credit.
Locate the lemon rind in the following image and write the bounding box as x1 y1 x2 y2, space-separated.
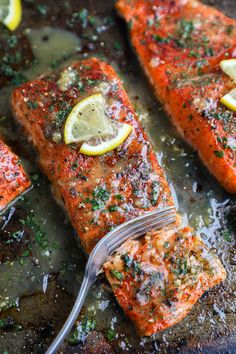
79 123 132 156
220 91 236 112
3 0 22 31
220 59 236 82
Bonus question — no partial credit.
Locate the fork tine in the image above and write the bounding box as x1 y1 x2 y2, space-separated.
105 207 175 246
108 215 176 253
105 208 176 250
106 212 176 252
107 214 176 254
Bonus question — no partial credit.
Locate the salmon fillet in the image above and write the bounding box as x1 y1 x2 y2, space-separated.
11 58 173 253
116 0 236 193
0 138 31 212
104 225 226 336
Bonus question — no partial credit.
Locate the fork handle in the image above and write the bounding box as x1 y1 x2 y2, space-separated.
45 275 92 354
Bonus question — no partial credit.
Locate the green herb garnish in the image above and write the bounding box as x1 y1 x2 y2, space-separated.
214 150 224 158
110 269 124 280
106 329 116 341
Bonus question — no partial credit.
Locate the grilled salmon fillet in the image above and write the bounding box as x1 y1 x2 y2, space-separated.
104 225 226 336
11 58 173 253
116 0 236 193
0 138 31 212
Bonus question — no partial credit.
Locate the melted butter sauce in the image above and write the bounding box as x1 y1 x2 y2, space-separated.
24 27 80 78
0 2 235 352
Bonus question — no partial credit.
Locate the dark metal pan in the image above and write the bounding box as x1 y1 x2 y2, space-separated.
0 1 235 353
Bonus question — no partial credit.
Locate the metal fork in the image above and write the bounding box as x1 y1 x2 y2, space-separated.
46 206 176 354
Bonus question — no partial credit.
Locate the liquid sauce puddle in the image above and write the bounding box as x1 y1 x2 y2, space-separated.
0 1 235 353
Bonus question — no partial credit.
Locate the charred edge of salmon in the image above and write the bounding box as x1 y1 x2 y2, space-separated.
0 139 31 213
104 224 226 336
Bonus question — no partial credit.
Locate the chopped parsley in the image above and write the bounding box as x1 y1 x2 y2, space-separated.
114 41 122 51
110 269 124 280
89 199 103 211
20 213 49 249
55 105 72 128
164 242 169 248
27 100 38 109
115 194 123 200
93 186 110 201
7 35 18 48
0 317 20 330
214 150 224 158
106 329 116 341
152 34 171 44
67 8 89 29
77 8 89 28
226 24 234 35
85 186 110 211
189 50 200 58
36 4 48 15
204 46 214 57
221 230 232 242
174 19 194 48
108 205 118 212
172 257 189 276
21 249 30 257
151 181 159 206
121 253 143 277
121 253 133 268
67 317 96 345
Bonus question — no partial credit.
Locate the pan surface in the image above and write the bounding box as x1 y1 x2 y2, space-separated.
0 0 235 353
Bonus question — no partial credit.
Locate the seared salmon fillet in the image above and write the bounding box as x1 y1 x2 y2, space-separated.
11 58 173 253
0 138 31 212
104 225 226 336
116 0 236 193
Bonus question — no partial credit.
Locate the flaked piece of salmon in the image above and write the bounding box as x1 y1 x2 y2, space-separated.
0 138 31 212
116 0 236 193
11 58 174 253
104 225 226 336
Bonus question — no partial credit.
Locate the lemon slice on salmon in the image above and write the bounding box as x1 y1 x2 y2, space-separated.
0 0 22 31
80 123 132 156
220 59 236 82
220 88 236 111
64 94 113 144
64 93 132 156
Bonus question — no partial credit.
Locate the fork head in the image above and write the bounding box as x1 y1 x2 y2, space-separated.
85 206 176 283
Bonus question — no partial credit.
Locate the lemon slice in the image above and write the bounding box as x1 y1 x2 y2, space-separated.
0 0 22 31
80 123 132 156
220 59 236 82
64 94 114 144
64 93 132 155
220 88 236 111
